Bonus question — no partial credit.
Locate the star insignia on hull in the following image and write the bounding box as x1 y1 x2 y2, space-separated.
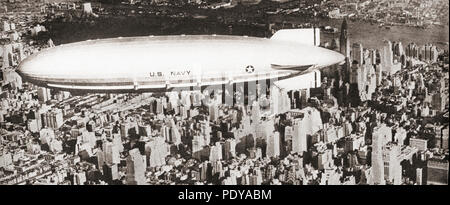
245 65 255 73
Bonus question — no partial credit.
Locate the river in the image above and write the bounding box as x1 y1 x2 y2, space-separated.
44 14 449 52
277 16 449 51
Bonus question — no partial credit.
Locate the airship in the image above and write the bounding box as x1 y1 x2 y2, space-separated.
17 28 344 93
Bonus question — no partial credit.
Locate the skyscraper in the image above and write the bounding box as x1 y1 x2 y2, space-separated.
339 18 350 58
27 119 39 133
2 21 10 32
382 143 402 185
37 87 51 103
372 124 391 185
145 137 169 168
424 44 431 62
430 45 439 63
168 119 181 145
121 122 136 138
39 128 55 145
292 118 307 155
351 43 363 65
393 41 404 57
223 138 236 160
209 103 219 122
266 131 280 158
339 18 351 83
251 100 261 125
156 98 164 114
209 142 223 162
103 141 120 166
42 108 64 129
192 134 205 159
382 40 393 73
1 44 13 68
126 148 146 185
416 168 423 185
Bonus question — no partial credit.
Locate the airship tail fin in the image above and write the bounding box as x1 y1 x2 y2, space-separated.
271 28 320 46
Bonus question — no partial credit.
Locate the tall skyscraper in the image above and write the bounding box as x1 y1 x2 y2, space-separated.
424 44 431 62
121 122 137 138
292 118 307 155
442 126 449 150
351 43 364 65
192 134 205 159
209 103 219 122
368 49 377 65
416 168 423 185
103 141 120 166
155 98 164 114
37 87 51 103
382 143 402 185
374 64 383 86
382 40 394 73
339 18 350 58
27 119 39 133
126 148 146 185
200 161 209 182
103 164 119 182
212 160 222 177
97 149 105 171
430 45 439 63
223 139 236 160
339 18 351 83
251 100 261 125
145 137 169 168
406 43 417 58
372 124 391 185
39 128 55 145
266 131 280 158
42 108 64 129
209 142 223 162
161 124 170 142
2 21 10 32
393 41 404 57
2 44 13 68
168 119 181 145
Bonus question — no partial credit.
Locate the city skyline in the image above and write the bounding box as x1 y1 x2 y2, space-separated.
0 0 448 186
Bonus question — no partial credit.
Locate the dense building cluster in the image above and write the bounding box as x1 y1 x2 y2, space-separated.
0 1 448 185
325 0 449 27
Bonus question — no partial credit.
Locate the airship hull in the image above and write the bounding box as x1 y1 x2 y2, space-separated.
21 66 299 93
17 31 345 93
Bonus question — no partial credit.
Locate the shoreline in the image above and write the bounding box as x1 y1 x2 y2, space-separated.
42 13 449 51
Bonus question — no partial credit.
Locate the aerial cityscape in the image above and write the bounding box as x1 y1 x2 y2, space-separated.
0 0 448 186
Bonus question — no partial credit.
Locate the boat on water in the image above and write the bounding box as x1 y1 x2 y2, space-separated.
323 26 338 34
